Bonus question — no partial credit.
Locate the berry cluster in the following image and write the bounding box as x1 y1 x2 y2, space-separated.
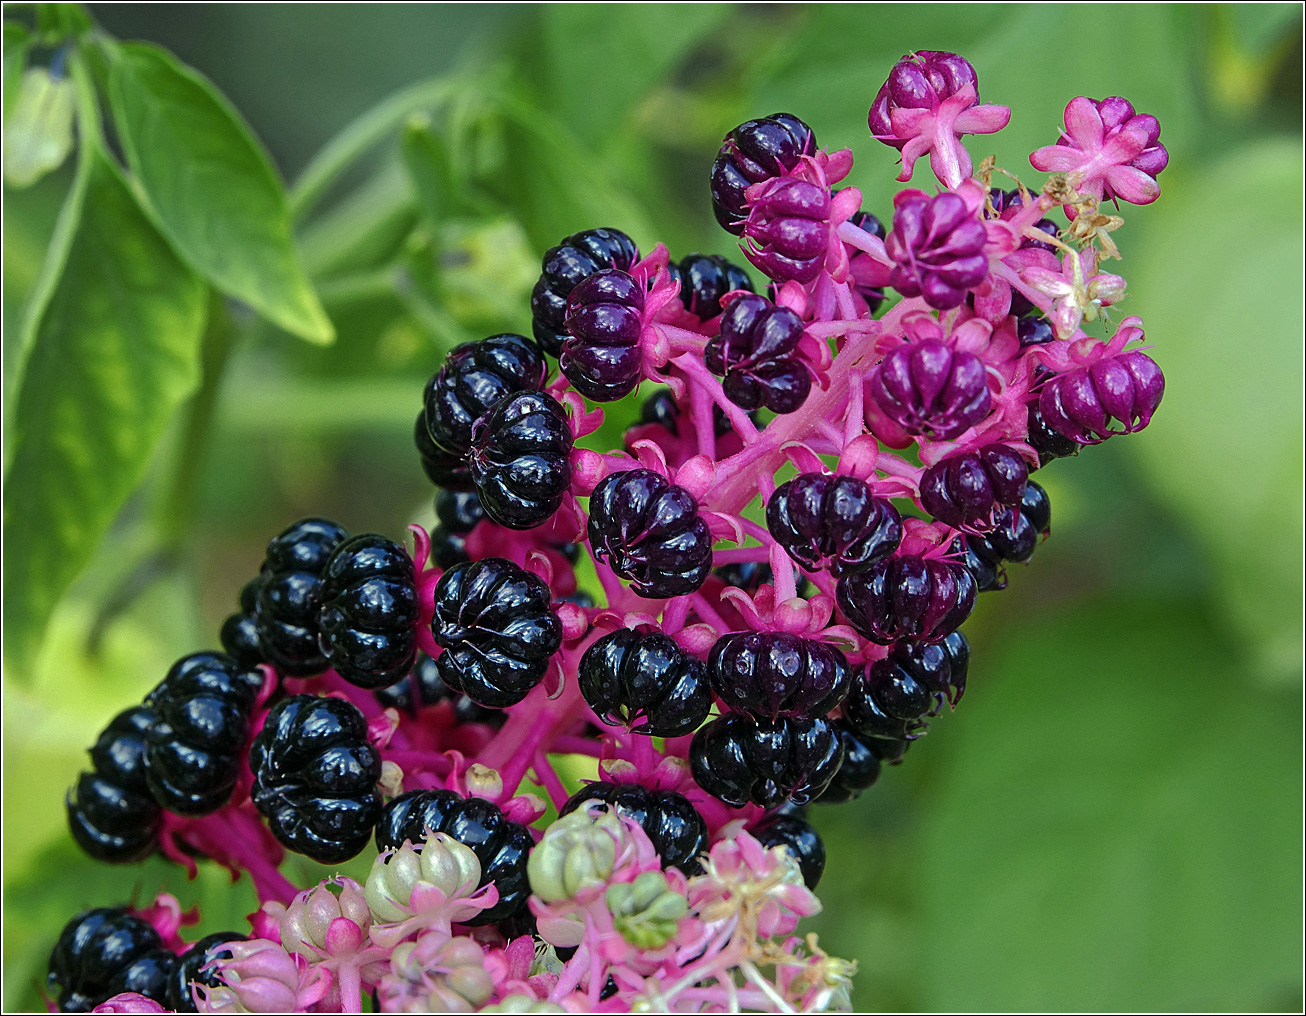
52 49 1166 1014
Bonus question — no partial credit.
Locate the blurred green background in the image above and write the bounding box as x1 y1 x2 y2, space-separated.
3 4 1302 1011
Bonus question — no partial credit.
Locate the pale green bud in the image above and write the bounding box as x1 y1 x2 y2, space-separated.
606 871 688 950
480 995 567 1013
527 804 624 903
366 831 482 923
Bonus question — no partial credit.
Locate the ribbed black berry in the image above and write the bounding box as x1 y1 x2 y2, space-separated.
469 391 574 528
577 629 711 737
167 932 244 1012
750 811 826 888
628 389 733 445
531 228 641 355
250 695 383 863
704 293 811 414
415 411 473 490
667 253 754 320
918 444 1028 532
374 652 504 727
435 490 486 534
561 269 645 402
561 782 709 874
142 652 263 816
690 714 843 808
429 526 470 570
1017 315 1055 348
708 631 852 721
953 533 1005 592
766 473 903 576
836 555 976 644
422 333 547 458
710 113 816 233
317 534 418 690
67 706 161 863
219 578 265 669
375 790 534 924
252 517 350 676
431 558 562 708
955 481 1051 589
842 632 970 746
47 908 168 1012
815 721 893 804
587 469 713 597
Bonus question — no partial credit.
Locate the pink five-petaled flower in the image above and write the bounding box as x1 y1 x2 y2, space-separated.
1030 96 1168 216
869 50 1011 187
1020 248 1127 339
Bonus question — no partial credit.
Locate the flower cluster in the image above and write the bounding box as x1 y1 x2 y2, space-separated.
50 50 1166 1014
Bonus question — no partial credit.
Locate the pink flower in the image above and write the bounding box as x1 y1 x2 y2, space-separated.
1020 249 1126 339
194 939 330 1013
1030 96 1168 215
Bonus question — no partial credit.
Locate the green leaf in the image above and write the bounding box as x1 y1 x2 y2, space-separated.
106 42 333 343
915 599 1302 1011
1127 139 1304 681
2 20 31 124
1 147 206 678
401 113 459 226
35 2 90 41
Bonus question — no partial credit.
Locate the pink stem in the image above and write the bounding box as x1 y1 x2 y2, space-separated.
712 545 771 564
844 370 863 444
338 962 362 1014
689 592 731 635
770 543 798 601
532 750 571 810
498 717 553 798
551 735 605 757
671 354 760 442
688 375 716 459
661 595 690 634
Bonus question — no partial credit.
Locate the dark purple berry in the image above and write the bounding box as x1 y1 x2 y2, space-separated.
431 558 562 708
434 490 485 534
711 561 812 598
708 632 851 721
317 535 418 690
868 340 992 441
1017 315 1055 348
870 51 981 145
704 293 811 414
373 652 504 727
561 782 708 874
669 253 753 320
423 333 547 457
843 633 970 749
953 533 1006 592
47 908 166 1012
815 722 885 804
531 228 641 355
1037 349 1164 445
560 269 644 402
690 714 843 808
632 389 732 440
415 412 473 490
1026 401 1079 464
578 629 711 737
167 932 243 1012
469 391 573 528
143 652 263 815
918 444 1028 532
836 555 976 644
750 811 825 888
886 191 988 310
106 949 178 1006
587 469 713 598
67 706 161 863
710 113 816 234
429 526 470 570
249 695 383 863
986 480 1050 563
742 177 831 284
766 473 902 576
375 790 534 924
253 517 350 676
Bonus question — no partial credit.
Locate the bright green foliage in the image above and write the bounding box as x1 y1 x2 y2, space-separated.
2 148 206 675
1129 140 1304 681
107 43 332 344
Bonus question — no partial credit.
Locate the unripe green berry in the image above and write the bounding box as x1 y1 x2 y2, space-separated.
606 870 688 949
527 804 625 902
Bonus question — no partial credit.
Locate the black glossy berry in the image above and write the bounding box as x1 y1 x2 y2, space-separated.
250 695 383 863
766 473 903 576
710 113 817 234
47 908 166 1012
423 333 547 457
106 948 178 1006
168 932 243 1012
708 632 851 721
253 517 350 676
690 714 843 808
918 444 1028 532
143 652 263 816
750 811 826 888
843 633 970 745
374 653 504 727
587 469 713 598
429 526 470 570
847 207 888 313
704 293 811 414
435 490 486 534
469 391 574 528
815 722 888 804
561 782 709 874
668 253 754 320
431 558 562 708
415 411 474 490
1026 401 1079 464
317 534 418 690
219 578 265 669
1017 315 1055 348
953 533 1006 592
67 706 161 863
578 629 711 737
375 790 534 924
836 555 976 644
986 479 1050 563
561 268 645 402
531 228 641 355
